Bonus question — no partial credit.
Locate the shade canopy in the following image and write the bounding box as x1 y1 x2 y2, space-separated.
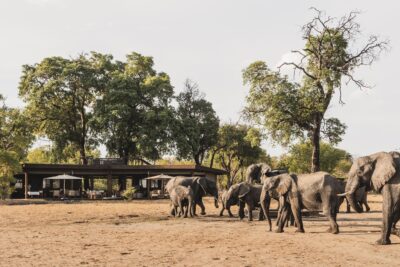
43 174 83 180
144 174 175 180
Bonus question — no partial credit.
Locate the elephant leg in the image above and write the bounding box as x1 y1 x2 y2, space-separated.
247 202 254 221
276 204 290 233
276 196 285 226
363 195 370 212
198 198 206 215
239 201 245 220
376 188 393 245
260 192 272 231
290 210 295 226
322 194 339 234
346 198 351 213
258 207 265 221
178 201 184 217
227 207 234 218
193 201 197 216
289 199 304 233
219 207 224 216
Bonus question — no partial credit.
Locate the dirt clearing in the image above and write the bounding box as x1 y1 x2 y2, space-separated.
0 195 398 266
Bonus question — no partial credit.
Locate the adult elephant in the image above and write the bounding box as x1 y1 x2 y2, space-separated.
339 152 400 245
225 182 265 222
261 172 342 234
246 163 272 184
166 176 219 216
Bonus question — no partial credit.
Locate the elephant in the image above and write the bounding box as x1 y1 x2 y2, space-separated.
246 163 272 184
337 179 370 213
261 172 342 234
339 151 400 245
225 182 265 221
219 189 237 217
166 176 219 216
169 185 194 218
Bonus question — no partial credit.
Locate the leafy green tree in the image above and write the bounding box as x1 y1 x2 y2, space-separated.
0 151 20 199
243 9 387 172
26 146 52 163
174 80 219 165
0 95 35 198
19 52 112 165
26 145 101 164
208 124 267 188
278 141 352 178
93 52 174 164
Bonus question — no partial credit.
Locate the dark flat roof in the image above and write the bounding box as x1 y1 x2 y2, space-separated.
19 163 227 177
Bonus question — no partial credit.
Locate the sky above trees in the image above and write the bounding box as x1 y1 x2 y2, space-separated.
0 0 398 157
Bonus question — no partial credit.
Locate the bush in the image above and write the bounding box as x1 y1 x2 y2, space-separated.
122 186 137 200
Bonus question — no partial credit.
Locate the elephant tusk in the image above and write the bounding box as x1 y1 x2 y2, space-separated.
337 192 349 197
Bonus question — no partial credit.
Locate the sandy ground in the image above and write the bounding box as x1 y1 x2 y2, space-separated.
0 195 399 267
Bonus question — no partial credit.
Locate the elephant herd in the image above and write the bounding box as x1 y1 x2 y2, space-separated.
165 151 400 245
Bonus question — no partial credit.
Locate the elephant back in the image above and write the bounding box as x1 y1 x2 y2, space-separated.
165 176 194 193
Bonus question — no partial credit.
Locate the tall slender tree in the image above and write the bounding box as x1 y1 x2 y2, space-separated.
244 9 388 172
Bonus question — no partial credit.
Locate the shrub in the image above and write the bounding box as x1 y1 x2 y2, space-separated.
122 186 137 200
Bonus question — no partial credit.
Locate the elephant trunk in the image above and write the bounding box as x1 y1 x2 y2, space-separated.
345 177 363 213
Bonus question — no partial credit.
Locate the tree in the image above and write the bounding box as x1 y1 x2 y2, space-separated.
243 9 387 172
174 80 220 165
26 145 101 164
278 141 352 178
0 95 35 198
93 52 174 164
19 52 112 165
209 123 267 188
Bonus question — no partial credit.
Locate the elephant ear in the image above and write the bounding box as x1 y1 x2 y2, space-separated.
196 177 207 194
261 164 272 176
238 183 251 198
276 174 292 196
371 152 397 192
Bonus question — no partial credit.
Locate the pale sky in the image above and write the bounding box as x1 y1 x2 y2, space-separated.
0 0 399 157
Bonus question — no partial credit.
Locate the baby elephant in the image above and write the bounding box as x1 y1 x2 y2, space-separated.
170 185 194 218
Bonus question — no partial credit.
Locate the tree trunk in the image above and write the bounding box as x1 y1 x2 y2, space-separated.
194 152 201 166
79 146 87 165
310 116 321 172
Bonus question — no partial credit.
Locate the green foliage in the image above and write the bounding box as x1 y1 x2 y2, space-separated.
92 52 174 164
174 80 219 165
122 186 137 200
27 145 101 164
18 52 112 164
207 123 267 188
0 96 35 199
243 10 386 172
93 179 107 191
278 141 352 177
0 102 35 159
0 151 20 199
26 146 52 163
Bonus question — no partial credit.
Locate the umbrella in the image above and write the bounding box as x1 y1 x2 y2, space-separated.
44 174 83 194
44 174 83 180
144 174 175 180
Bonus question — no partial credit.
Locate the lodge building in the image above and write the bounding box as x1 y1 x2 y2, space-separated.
13 159 226 199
